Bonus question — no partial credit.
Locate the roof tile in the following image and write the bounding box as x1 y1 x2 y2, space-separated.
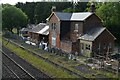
54 12 93 21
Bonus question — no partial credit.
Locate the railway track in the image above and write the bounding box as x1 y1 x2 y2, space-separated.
2 51 36 80
3 38 87 79
2 62 19 79
2 47 51 79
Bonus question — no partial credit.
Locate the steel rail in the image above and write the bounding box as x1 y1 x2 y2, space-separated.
2 62 20 79
2 50 37 80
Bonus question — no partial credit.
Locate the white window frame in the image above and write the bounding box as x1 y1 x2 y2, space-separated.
75 24 79 31
51 23 56 30
52 37 56 46
86 44 91 50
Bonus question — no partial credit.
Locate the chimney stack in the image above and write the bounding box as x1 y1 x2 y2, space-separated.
90 3 95 13
51 6 56 12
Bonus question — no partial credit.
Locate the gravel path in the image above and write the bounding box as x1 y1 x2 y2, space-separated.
75 64 96 74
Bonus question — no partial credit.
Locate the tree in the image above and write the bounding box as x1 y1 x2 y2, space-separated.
86 2 120 44
2 5 28 33
34 2 73 23
16 2 36 24
63 7 74 12
96 2 120 44
84 2 120 44
63 2 88 12
16 2 73 24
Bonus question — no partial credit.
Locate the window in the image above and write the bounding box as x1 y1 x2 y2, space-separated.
103 43 106 49
51 23 56 30
81 43 84 50
75 24 79 30
98 43 101 50
86 44 91 50
52 37 56 46
109 42 112 48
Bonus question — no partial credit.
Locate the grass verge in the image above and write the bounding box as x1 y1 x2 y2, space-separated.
3 39 78 78
3 38 118 78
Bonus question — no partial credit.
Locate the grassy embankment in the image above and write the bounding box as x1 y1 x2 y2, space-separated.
2 39 78 78
3 38 118 78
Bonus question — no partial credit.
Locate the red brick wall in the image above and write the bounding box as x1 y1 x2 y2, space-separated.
70 21 83 42
72 41 79 52
49 13 59 22
83 14 102 33
60 41 72 53
60 41 79 53
49 13 60 48
56 33 60 48
70 33 77 42
92 29 115 55
49 32 52 46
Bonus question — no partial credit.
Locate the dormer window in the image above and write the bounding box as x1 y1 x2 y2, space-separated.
51 23 56 30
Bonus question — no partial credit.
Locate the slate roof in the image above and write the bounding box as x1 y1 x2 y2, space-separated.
55 12 72 20
36 25 49 35
20 28 30 31
53 12 93 21
29 23 49 35
71 12 93 21
27 24 36 29
79 27 106 41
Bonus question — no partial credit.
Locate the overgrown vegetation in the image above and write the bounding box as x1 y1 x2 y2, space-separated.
2 5 28 33
2 39 78 78
2 38 118 78
15 2 87 24
95 2 120 44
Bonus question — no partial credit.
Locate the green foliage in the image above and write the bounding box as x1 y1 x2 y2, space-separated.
86 2 120 43
15 2 88 23
12 28 17 34
63 2 88 12
63 7 74 12
2 5 28 32
77 2 88 12
3 39 77 78
97 2 120 25
2 4 12 9
16 2 73 24
3 2 120 44
16 2 36 24
34 2 51 24
96 2 120 43
34 2 73 24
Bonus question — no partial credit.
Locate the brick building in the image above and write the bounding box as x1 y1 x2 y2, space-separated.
28 23 49 44
46 7 116 57
19 24 35 38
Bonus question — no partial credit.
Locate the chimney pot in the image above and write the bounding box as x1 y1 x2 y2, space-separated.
51 6 56 12
90 3 95 13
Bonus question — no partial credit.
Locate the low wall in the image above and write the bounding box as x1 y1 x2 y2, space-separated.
60 40 72 53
